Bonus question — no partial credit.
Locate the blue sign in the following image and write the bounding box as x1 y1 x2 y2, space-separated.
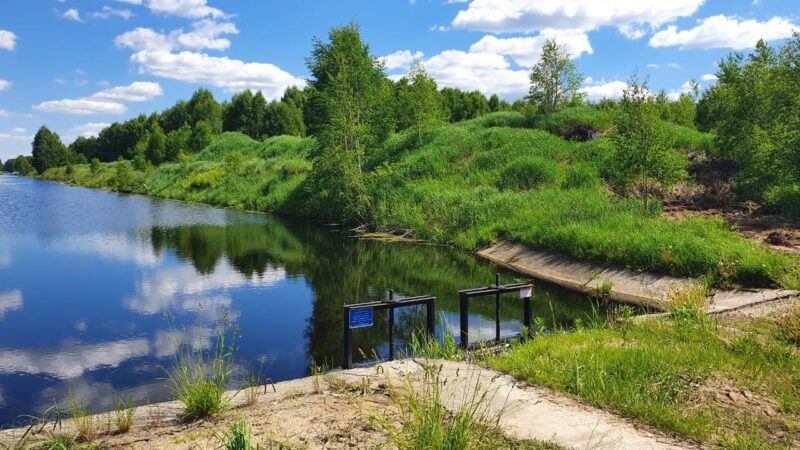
349 307 374 329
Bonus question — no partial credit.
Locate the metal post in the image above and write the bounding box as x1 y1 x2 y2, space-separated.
426 298 436 337
388 290 395 361
343 306 352 369
495 273 501 342
459 292 469 349
523 295 532 340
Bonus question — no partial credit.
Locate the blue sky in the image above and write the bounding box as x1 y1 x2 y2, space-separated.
0 0 798 160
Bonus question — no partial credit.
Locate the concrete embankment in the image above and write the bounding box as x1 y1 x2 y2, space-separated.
477 241 694 309
478 241 800 314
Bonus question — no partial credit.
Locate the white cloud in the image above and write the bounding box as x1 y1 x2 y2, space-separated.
9 127 26 134
0 30 16 51
145 0 225 18
380 50 424 70
91 6 134 20
650 15 799 50
90 81 163 102
451 0 704 36
33 99 126 115
62 8 83 22
70 123 112 139
469 29 592 67
700 73 717 81
424 50 529 98
0 133 33 141
114 0 142 4
0 290 22 320
54 78 67 85
580 80 627 101
0 338 150 378
115 27 172 51
115 19 238 52
646 63 660 69
33 81 162 115
667 62 680 69
0 110 10 117
128 50 305 99
173 19 238 50
0 80 11 91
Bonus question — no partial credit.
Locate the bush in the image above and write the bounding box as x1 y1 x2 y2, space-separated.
183 168 226 189
764 184 800 218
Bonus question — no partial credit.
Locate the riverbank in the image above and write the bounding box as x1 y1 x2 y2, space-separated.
0 359 692 449
35 112 800 292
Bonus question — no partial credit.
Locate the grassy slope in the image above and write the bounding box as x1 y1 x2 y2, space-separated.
487 312 800 448
41 110 799 289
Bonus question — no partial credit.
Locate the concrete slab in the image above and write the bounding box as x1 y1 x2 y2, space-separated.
477 242 694 310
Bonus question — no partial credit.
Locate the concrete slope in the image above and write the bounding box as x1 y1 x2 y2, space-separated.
477 241 694 309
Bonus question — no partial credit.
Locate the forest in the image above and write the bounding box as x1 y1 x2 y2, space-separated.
7 24 800 290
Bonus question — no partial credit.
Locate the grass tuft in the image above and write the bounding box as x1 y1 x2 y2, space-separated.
167 330 235 421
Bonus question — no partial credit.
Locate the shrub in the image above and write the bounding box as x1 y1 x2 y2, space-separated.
89 158 101 174
215 420 259 450
764 184 800 218
183 168 226 189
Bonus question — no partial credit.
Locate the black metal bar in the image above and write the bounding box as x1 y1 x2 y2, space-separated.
426 298 436 337
343 306 352 369
388 290 395 361
523 296 532 340
459 291 469 349
495 273 501 342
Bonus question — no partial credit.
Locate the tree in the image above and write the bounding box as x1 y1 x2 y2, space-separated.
303 23 391 222
528 39 583 113
145 123 167 164
14 156 36 175
394 62 444 142
32 126 70 173
488 94 500 112
223 90 254 134
188 121 214 153
187 88 222 134
613 73 683 210
165 124 192 162
265 101 305 137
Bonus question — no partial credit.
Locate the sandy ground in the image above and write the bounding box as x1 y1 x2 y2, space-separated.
1 360 696 450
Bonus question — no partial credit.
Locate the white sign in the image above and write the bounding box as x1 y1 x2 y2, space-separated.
519 286 533 298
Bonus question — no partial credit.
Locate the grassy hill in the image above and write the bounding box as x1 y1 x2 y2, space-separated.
41 109 799 290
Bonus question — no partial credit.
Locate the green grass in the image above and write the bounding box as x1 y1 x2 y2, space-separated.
487 312 800 448
40 109 800 290
167 330 235 421
214 420 260 450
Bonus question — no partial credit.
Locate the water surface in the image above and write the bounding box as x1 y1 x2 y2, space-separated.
0 175 594 425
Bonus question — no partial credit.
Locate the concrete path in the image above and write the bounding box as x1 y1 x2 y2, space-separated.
477 241 694 309
339 359 694 449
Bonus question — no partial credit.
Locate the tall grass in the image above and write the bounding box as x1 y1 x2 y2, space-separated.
214 420 260 450
380 364 503 449
112 394 136 433
167 330 236 421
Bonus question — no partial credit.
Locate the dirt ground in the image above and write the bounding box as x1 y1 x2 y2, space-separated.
662 157 800 254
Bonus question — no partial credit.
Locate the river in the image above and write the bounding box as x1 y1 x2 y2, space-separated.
0 174 596 425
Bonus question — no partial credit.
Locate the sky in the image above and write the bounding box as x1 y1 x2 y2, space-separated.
0 0 798 161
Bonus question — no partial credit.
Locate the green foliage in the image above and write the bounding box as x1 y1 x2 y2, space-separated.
394 62 445 143
114 160 136 192
89 158 101 174
710 36 800 216
441 87 490 122
183 167 226 189
528 39 583 113
189 121 215 153
528 105 614 136
612 73 686 201
32 126 70 173
113 394 136 433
